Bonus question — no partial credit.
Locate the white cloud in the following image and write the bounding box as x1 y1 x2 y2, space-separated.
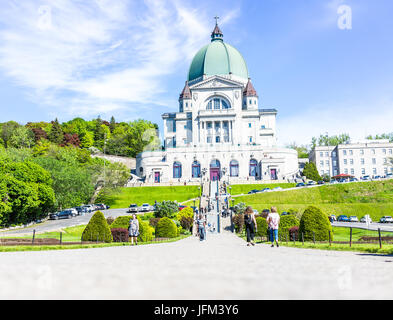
277 97 393 147
0 0 239 118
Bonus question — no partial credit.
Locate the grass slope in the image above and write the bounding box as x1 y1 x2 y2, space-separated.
97 186 200 209
235 180 393 220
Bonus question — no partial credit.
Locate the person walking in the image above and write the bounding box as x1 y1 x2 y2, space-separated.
197 214 206 241
129 214 140 246
267 206 280 247
244 206 257 246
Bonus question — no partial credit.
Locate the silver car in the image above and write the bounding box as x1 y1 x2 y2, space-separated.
349 216 359 222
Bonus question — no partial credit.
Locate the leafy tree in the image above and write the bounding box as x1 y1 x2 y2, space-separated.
299 206 332 241
8 126 35 148
311 133 350 148
0 121 20 148
302 162 322 182
287 142 309 158
366 133 393 142
154 201 179 218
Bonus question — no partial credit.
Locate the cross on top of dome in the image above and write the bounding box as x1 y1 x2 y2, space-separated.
211 16 223 41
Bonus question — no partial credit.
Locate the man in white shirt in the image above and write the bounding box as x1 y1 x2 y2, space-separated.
267 206 280 247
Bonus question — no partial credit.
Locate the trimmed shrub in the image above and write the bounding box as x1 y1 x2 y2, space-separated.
110 215 153 242
155 217 178 238
177 207 194 221
111 228 129 242
289 226 299 241
82 211 112 243
179 216 193 231
278 215 300 239
299 206 333 241
255 217 268 239
232 214 244 233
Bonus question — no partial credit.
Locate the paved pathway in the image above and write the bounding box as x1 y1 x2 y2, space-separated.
0 231 392 299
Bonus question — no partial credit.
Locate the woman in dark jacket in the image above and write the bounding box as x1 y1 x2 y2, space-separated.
244 206 257 246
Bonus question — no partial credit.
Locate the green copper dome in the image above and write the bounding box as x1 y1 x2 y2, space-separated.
188 25 249 82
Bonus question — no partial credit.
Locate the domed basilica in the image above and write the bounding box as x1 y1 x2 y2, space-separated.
136 23 299 184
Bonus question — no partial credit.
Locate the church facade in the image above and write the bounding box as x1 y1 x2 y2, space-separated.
136 23 298 184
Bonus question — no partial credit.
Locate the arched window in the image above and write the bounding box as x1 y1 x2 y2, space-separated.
173 161 182 179
249 159 258 177
192 161 201 178
230 160 239 177
206 97 231 110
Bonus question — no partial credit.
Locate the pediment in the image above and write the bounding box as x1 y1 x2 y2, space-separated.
190 76 243 90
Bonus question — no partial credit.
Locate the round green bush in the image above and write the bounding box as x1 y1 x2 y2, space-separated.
110 215 153 242
155 217 178 238
299 206 333 241
82 211 112 243
278 215 300 239
255 217 268 238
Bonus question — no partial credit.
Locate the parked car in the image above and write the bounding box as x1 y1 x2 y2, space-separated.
82 205 94 213
337 215 349 222
329 214 337 222
349 177 358 182
273 187 282 191
128 204 139 213
49 210 75 220
95 203 109 211
248 189 260 194
386 173 393 179
296 183 305 187
379 216 393 223
75 206 88 215
361 175 371 181
360 216 373 223
373 175 381 180
317 180 325 185
330 180 338 184
349 216 359 222
139 203 154 212
307 181 317 186
260 188 271 192
281 212 290 216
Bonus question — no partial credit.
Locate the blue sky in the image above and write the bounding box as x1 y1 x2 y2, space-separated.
0 0 392 147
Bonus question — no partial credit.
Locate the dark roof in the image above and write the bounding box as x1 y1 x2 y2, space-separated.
243 79 258 97
179 81 191 99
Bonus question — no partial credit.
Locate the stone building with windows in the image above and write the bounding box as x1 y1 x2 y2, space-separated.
309 139 393 178
136 23 299 184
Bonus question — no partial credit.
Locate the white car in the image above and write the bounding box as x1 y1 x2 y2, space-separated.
273 187 282 191
139 203 153 212
380 216 393 223
349 216 359 222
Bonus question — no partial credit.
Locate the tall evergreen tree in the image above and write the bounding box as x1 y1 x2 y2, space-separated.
48 118 64 145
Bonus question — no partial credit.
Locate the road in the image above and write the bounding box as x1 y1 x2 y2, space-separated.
0 208 132 237
332 221 393 232
0 231 392 299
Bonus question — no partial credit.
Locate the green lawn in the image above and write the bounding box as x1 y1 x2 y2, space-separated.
97 186 201 209
235 180 393 221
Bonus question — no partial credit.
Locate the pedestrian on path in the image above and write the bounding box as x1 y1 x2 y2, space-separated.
267 207 280 247
244 206 257 246
197 214 206 241
129 214 140 246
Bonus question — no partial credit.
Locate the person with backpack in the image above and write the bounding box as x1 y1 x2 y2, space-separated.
267 206 280 247
244 206 257 246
